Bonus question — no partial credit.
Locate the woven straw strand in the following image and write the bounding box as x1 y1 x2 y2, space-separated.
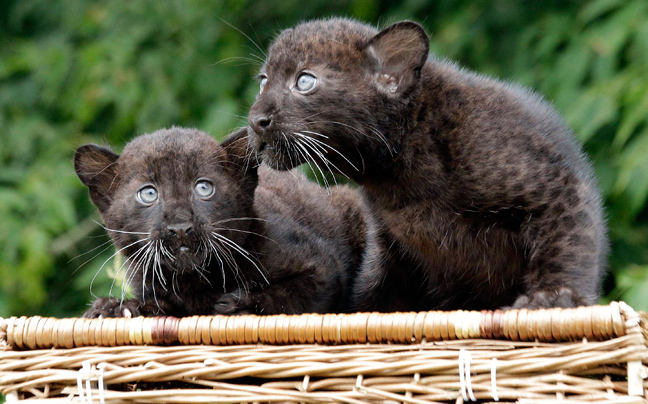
1 337 646 403
0 303 636 349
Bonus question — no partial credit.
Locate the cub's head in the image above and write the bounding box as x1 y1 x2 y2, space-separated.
248 18 429 178
74 127 257 278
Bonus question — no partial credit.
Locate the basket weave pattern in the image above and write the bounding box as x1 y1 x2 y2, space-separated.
1 302 647 403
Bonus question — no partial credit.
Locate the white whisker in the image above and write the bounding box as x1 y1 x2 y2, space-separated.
206 237 228 292
140 242 156 304
172 271 180 299
73 241 117 275
211 217 268 226
299 131 359 172
295 136 336 188
310 120 393 156
211 232 269 285
123 247 147 304
154 240 168 290
211 236 247 294
109 241 149 298
90 238 150 298
296 133 347 183
68 238 114 264
293 138 329 191
211 227 279 246
92 220 152 235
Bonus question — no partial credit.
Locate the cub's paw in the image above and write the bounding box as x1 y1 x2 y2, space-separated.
510 287 592 310
213 293 254 315
83 297 140 318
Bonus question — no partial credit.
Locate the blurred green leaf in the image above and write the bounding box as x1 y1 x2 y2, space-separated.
612 265 648 310
578 0 623 24
614 130 648 215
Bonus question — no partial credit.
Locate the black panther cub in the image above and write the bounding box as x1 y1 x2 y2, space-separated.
247 18 607 311
75 127 367 317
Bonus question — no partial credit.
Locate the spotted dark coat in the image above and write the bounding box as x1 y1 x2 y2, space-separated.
75 127 367 317
247 18 607 311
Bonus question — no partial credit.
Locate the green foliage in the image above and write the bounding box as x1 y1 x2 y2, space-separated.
0 0 646 316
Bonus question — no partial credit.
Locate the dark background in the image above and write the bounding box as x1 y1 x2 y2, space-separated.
1 0 647 317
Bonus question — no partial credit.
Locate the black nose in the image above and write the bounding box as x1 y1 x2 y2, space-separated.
168 223 192 240
249 114 272 134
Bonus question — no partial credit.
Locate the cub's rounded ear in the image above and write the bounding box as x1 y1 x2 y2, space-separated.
221 127 253 170
74 144 120 213
363 21 429 96
220 127 259 187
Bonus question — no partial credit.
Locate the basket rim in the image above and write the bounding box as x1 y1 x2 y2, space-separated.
1 301 645 350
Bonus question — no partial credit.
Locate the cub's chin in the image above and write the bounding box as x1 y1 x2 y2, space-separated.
251 142 297 171
249 132 299 171
168 246 208 274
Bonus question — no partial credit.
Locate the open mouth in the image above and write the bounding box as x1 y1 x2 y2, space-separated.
258 141 275 153
174 242 197 257
169 243 205 272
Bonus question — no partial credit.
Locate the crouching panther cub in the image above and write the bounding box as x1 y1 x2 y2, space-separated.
75 127 368 317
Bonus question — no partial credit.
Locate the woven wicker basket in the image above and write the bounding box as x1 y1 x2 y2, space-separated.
1 302 647 403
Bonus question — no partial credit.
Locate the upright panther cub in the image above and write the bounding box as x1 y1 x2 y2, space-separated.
75 127 367 317
246 18 607 311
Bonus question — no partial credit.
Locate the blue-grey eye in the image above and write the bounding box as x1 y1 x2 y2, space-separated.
137 185 158 205
194 179 214 199
259 77 268 93
296 73 317 92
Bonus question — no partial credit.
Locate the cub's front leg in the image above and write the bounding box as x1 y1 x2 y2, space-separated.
212 287 293 315
83 297 172 318
213 292 255 316
83 297 141 318
213 268 341 315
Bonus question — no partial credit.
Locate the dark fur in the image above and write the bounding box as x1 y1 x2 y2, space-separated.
75 127 366 317
247 18 607 311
